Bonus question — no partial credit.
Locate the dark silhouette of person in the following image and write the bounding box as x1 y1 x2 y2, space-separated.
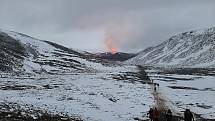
156 83 160 87
154 83 157 91
184 109 194 121
154 86 157 91
147 108 154 121
166 109 173 121
153 107 160 121
153 83 160 92
151 79 154 83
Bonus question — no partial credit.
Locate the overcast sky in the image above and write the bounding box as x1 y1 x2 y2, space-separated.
0 0 215 52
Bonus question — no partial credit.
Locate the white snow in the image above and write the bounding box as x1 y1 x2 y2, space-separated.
1 28 214 120
151 73 215 119
0 66 155 121
126 27 215 68
0 29 111 73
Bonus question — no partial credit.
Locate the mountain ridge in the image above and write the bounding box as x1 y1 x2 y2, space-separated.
0 29 107 74
126 27 215 68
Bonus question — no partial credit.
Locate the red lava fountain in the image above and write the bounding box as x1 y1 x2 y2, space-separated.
104 32 118 55
110 48 118 55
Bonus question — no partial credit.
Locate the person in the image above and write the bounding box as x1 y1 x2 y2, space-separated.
166 109 172 121
151 79 154 83
153 107 160 121
147 108 154 121
154 83 157 91
154 86 157 91
156 83 160 87
184 109 194 121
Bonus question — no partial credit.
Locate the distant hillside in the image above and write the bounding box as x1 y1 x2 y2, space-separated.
0 29 107 74
126 27 215 68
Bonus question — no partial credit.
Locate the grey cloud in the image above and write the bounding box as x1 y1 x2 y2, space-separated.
0 0 215 52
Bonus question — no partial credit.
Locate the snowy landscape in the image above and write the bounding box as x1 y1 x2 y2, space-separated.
0 27 215 121
146 67 215 120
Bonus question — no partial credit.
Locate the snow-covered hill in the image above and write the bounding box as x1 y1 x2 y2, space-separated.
0 29 215 121
126 27 215 68
0 29 106 74
0 29 156 121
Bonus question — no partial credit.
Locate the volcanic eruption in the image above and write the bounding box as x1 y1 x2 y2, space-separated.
104 31 118 55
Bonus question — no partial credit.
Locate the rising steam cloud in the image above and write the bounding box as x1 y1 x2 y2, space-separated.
102 19 141 53
78 9 143 53
104 30 118 54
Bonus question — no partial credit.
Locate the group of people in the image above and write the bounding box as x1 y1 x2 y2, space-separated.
147 108 194 121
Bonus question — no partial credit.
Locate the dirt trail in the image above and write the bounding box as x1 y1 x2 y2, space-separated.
136 66 213 121
148 81 214 121
136 66 182 121
152 89 167 110
150 84 182 121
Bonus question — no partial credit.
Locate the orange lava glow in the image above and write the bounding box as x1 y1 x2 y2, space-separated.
104 32 118 55
110 47 118 55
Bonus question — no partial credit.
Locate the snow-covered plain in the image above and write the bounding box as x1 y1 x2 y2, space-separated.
0 66 154 121
149 71 215 119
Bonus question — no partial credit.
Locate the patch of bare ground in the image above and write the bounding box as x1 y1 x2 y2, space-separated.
0 102 82 121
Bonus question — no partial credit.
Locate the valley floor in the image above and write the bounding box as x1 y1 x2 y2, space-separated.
146 67 215 121
0 66 215 121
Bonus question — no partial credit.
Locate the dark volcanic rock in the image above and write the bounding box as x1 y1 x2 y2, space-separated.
0 32 27 72
96 52 136 61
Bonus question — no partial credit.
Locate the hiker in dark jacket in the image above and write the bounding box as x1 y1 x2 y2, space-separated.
166 109 172 121
147 108 154 121
184 109 194 121
153 107 160 121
